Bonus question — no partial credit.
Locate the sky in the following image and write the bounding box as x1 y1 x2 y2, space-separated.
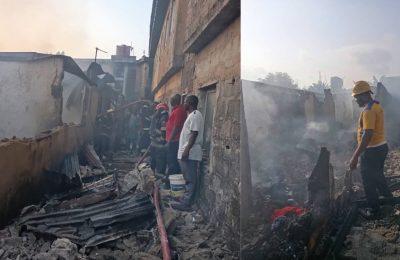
242 0 400 88
0 0 152 59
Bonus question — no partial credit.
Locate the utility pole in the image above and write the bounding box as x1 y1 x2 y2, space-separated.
95 47 108 63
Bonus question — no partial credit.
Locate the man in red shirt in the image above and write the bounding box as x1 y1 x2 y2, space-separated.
165 94 187 188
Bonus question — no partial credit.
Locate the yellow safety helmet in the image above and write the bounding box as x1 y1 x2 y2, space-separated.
352 81 371 96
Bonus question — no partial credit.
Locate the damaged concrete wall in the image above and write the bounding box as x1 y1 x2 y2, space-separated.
62 72 89 125
0 62 99 226
0 58 64 138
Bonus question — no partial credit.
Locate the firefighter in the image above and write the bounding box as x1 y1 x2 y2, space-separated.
149 103 169 178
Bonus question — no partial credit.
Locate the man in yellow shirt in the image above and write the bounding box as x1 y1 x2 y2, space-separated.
349 81 392 217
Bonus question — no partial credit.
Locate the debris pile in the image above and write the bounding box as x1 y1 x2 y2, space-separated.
341 205 400 259
0 146 239 259
385 150 400 198
241 210 312 259
159 189 239 259
20 192 155 247
0 148 163 259
385 149 400 178
0 223 162 260
337 149 400 259
242 147 358 259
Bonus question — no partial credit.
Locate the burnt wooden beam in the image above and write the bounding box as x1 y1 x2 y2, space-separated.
308 147 334 220
324 205 358 260
308 147 335 256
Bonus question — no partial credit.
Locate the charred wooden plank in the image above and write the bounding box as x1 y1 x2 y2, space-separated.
308 147 335 256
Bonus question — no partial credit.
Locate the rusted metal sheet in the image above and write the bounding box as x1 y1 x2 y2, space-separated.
58 190 117 210
20 192 155 247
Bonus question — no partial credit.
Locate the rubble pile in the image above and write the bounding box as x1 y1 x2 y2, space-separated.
0 147 237 259
241 211 312 259
0 184 160 259
102 151 139 173
20 193 155 246
0 193 159 258
239 150 314 259
384 149 400 197
337 149 400 259
281 152 314 205
0 149 163 260
160 190 239 259
341 205 400 259
385 149 400 177
0 223 162 260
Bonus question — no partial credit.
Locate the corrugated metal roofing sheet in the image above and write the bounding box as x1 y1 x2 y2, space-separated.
20 192 155 247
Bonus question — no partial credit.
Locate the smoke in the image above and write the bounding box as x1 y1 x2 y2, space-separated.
353 48 392 75
0 0 90 57
242 80 356 200
242 80 312 187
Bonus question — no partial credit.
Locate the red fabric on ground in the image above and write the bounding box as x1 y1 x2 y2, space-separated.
271 206 307 221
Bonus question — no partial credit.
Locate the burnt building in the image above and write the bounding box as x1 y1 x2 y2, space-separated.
149 0 240 249
0 52 99 225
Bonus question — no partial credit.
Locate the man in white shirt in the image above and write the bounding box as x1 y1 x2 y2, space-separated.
173 95 204 211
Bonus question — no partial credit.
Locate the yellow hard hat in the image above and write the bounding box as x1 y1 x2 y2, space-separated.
352 81 371 96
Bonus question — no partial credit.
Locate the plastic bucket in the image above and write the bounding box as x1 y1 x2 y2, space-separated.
169 174 185 198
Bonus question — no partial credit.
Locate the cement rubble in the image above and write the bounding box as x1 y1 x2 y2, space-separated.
340 149 400 259
0 150 237 260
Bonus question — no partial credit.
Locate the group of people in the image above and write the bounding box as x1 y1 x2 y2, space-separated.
149 94 204 211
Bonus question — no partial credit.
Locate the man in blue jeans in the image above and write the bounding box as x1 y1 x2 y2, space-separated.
172 95 204 211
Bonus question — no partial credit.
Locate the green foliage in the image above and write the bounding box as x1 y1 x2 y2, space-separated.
258 72 298 89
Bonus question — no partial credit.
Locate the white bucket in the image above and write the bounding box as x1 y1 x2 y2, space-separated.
169 174 185 198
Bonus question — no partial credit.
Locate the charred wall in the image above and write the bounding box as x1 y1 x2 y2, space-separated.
241 81 342 206
0 59 99 226
0 58 64 138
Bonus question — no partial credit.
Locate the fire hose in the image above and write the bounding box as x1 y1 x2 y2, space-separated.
153 183 171 260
